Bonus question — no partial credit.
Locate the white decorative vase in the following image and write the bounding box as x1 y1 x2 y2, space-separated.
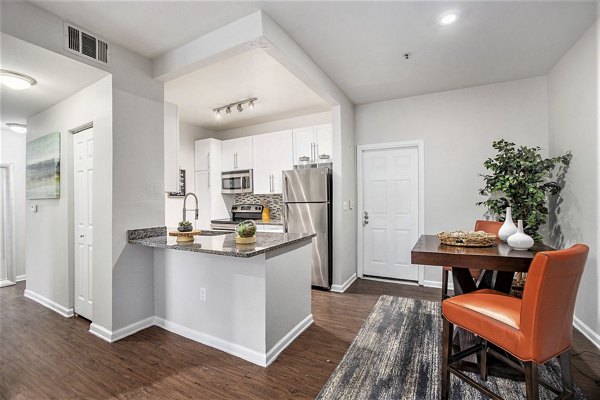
498 207 518 242
507 220 534 250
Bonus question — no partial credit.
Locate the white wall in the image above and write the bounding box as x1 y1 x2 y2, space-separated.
215 111 331 140
165 121 214 227
355 77 549 286
0 130 26 280
548 20 599 347
26 76 112 313
1 1 164 333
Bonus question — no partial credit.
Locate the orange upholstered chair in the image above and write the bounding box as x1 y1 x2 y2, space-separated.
441 220 503 299
441 244 589 399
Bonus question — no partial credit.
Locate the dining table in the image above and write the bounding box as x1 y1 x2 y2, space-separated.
411 234 555 379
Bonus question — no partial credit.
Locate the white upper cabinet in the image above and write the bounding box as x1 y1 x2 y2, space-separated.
194 138 222 172
292 124 332 165
164 102 180 193
315 124 333 161
252 130 293 194
292 127 315 164
222 136 253 171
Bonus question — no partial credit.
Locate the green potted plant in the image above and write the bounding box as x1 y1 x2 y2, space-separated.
235 220 257 244
177 220 193 232
477 139 571 242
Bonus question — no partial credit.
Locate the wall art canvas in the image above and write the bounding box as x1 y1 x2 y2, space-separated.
26 132 61 199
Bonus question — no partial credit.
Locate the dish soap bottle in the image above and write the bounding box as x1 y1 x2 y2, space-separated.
261 200 270 222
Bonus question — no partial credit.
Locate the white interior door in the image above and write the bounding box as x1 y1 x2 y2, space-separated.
361 146 420 281
74 128 94 319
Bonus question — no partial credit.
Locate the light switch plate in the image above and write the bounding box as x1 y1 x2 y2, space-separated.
30 205 38 213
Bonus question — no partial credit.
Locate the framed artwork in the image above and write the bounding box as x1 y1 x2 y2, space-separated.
168 169 186 197
26 132 61 199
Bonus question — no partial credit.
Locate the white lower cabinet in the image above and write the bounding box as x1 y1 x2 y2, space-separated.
256 224 284 233
252 130 293 194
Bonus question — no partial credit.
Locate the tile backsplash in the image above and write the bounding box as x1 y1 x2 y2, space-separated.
234 193 283 220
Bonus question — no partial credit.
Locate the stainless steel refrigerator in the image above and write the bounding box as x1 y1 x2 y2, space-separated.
282 167 332 289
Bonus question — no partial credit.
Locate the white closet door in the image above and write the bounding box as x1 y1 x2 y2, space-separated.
74 128 94 320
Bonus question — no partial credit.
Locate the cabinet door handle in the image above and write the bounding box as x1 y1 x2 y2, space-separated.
310 143 314 162
207 152 210 169
208 174 211 188
270 174 273 193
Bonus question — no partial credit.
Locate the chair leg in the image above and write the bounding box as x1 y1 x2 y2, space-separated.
524 362 540 399
559 351 574 397
441 317 453 400
441 268 449 300
479 339 488 381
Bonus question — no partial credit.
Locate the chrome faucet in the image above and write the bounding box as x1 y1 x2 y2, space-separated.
182 192 199 223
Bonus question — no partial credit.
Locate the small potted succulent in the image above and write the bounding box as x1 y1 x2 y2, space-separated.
177 220 193 232
235 220 257 244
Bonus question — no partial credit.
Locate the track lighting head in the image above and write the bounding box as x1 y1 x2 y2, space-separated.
212 98 257 118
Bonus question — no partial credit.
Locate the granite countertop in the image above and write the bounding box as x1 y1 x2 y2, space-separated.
127 227 314 258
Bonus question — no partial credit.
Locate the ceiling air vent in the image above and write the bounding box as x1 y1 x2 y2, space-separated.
64 22 110 65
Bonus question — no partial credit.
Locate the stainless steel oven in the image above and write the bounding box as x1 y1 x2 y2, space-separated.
221 170 253 194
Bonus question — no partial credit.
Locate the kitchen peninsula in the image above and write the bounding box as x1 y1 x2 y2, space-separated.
128 227 315 367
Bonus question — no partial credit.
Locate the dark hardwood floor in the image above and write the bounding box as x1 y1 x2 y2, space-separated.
1 280 599 399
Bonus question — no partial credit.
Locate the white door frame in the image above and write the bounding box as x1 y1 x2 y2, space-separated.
0 163 16 287
356 140 425 285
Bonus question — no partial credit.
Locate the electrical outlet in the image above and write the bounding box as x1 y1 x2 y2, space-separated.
200 288 206 302
343 201 349 211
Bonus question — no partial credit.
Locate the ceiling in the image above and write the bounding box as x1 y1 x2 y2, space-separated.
31 1 597 104
0 33 109 126
165 49 330 130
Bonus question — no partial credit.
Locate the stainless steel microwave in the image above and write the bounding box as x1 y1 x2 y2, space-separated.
221 170 253 194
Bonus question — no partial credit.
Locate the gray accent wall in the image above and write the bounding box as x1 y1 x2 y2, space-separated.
356 76 550 287
548 20 599 346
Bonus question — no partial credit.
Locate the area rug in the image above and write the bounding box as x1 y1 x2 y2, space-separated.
317 296 586 400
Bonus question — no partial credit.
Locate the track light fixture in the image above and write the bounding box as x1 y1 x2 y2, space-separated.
213 97 257 119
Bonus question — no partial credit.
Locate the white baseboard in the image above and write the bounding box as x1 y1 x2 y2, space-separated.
573 315 600 351
265 314 313 367
0 280 15 288
16 274 26 282
331 273 357 293
89 316 155 343
361 276 419 286
24 289 74 318
155 317 268 366
423 279 454 291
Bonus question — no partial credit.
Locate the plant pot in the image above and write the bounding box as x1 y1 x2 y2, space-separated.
236 235 256 244
178 226 193 232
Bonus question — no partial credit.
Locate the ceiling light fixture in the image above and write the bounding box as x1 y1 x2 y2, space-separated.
438 11 459 26
5 123 27 134
0 69 37 90
213 97 257 118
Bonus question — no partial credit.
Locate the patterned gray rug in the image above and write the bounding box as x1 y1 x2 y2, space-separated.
317 295 586 400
